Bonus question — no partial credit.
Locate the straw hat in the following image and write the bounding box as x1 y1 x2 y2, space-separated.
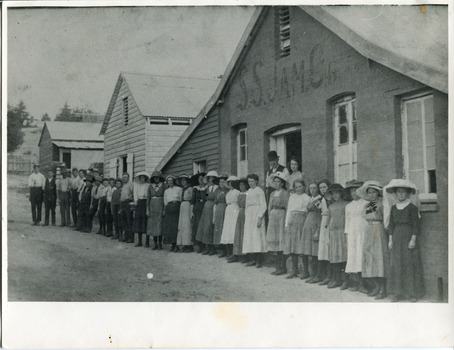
271 171 289 183
226 175 239 183
165 175 176 182
356 180 383 199
206 170 219 178
135 171 150 182
327 183 344 193
176 173 191 187
232 178 249 191
150 170 165 183
385 179 417 194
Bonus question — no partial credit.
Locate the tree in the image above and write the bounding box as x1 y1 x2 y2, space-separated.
7 105 25 153
41 113 51 121
55 102 74 121
11 100 35 127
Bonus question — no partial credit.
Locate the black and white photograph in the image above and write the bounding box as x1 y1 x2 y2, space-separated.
2 0 453 348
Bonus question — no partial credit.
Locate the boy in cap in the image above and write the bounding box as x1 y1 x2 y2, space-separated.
28 164 46 225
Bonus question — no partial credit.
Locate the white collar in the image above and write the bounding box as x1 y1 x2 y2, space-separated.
396 199 411 210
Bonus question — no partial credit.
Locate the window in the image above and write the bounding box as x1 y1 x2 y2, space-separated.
193 160 207 175
237 127 248 177
122 97 129 126
333 96 357 185
121 155 127 174
62 152 71 169
276 6 290 58
402 93 436 198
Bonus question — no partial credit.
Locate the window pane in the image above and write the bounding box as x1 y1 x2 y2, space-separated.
240 146 246 161
352 122 357 142
239 130 246 145
406 100 422 124
408 169 425 193
425 121 435 147
352 101 356 121
428 169 437 193
338 105 347 124
426 145 436 170
424 96 434 123
339 125 348 144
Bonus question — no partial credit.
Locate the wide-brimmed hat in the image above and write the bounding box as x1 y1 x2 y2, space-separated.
165 175 176 182
226 175 238 184
206 170 219 178
135 171 150 182
176 173 191 187
271 171 288 184
385 179 417 194
218 173 229 181
190 172 206 186
150 170 165 183
344 179 364 190
327 183 344 193
84 174 94 183
232 177 249 191
268 151 279 161
356 180 383 199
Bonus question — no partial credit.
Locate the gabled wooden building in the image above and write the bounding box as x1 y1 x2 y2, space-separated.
38 121 104 174
100 72 219 178
157 6 448 300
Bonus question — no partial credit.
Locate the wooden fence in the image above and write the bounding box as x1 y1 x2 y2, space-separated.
7 155 38 175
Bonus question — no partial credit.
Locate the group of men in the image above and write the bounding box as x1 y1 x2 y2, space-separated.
28 165 135 240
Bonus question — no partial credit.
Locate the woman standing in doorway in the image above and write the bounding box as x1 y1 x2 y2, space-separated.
287 157 304 193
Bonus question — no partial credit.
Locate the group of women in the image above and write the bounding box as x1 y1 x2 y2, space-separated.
123 157 425 303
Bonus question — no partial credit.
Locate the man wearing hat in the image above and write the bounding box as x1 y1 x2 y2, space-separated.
69 167 82 228
265 151 289 225
88 175 102 233
43 169 57 226
78 175 94 232
28 164 46 225
56 169 72 227
119 172 134 243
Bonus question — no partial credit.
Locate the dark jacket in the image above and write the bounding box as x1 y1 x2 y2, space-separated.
44 177 57 204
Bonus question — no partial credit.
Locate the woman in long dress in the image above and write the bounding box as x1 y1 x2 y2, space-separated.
283 179 310 278
197 171 219 255
191 173 206 252
220 176 240 259
227 178 249 264
298 181 321 282
147 171 166 250
287 157 304 193
133 171 150 248
357 181 389 299
176 174 194 252
267 172 290 275
315 179 332 285
242 174 267 268
162 175 182 252
385 179 424 302
213 174 229 257
343 180 368 292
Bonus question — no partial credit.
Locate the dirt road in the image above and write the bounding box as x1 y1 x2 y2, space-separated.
7 174 380 302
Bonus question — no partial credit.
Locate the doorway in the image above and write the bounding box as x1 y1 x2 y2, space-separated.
269 126 302 168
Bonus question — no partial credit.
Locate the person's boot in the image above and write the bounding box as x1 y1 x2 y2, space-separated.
152 237 158 250
170 243 175 252
311 260 324 284
202 244 210 255
174 245 180 253
218 245 227 258
368 279 380 297
196 242 204 254
270 254 279 275
208 245 217 256
226 244 233 259
349 273 359 291
135 233 143 247
240 255 248 264
299 255 310 280
227 255 239 263
340 272 349 290
256 253 263 268
127 232 134 243
319 263 332 285
275 253 287 275
306 259 316 283
186 245 194 253
375 279 387 300
327 265 339 288
245 254 256 266
358 275 369 294
158 237 163 250
286 255 299 279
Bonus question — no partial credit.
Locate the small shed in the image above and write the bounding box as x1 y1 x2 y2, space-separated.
38 121 104 174
100 72 220 178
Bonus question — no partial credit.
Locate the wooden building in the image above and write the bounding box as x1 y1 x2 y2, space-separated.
158 6 448 301
38 121 104 174
100 72 219 178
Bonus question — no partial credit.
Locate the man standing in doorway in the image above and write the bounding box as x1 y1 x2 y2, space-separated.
57 169 72 227
43 169 57 226
265 151 289 226
28 164 46 226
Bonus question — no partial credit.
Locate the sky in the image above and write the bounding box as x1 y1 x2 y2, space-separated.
7 6 255 119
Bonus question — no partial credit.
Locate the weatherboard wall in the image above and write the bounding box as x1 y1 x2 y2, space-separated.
103 77 146 178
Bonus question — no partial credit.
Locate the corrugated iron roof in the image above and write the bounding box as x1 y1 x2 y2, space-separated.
52 141 104 150
100 73 220 135
45 121 104 142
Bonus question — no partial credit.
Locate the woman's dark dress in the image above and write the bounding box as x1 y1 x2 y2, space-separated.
192 186 206 242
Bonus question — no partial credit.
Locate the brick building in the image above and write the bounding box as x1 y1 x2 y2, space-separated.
158 6 448 300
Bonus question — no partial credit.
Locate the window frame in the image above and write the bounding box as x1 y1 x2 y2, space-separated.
122 97 129 126
276 6 290 58
401 92 437 201
237 127 248 177
193 160 207 175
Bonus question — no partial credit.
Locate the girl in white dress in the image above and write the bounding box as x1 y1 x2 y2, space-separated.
220 176 241 259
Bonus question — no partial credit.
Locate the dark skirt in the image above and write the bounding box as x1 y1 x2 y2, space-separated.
388 224 425 298
192 200 205 242
133 199 147 233
147 197 164 237
233 208 245 255
213 203 227 245
163 201 180 244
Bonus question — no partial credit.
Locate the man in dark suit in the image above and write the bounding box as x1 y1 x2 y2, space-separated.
78 175 93 233
43 169 57 226
264 151 288 227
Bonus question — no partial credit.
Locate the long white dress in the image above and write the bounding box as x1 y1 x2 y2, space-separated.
220 188 241 244
344 198 368 273
317 197 330 261
242 186 267 253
